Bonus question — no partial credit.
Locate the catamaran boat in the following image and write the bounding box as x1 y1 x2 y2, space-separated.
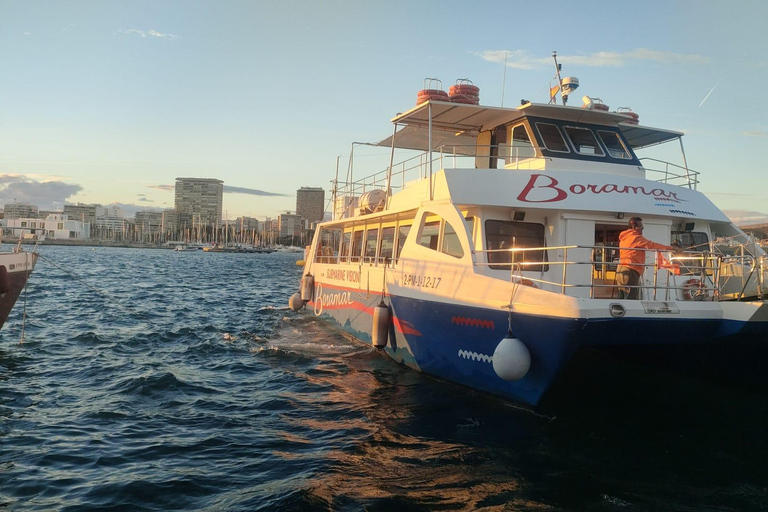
289 56 768 406
0 244 37 331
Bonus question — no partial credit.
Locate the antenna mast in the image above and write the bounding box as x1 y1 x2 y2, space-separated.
550 51 578 106
501 51 508 107
551 51 563 105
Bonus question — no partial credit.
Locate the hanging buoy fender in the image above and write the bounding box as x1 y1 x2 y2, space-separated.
371 301 391 350
289 292 304 311
300 273 314 302
492 335 531 381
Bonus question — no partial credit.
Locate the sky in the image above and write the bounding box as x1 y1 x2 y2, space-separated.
1 0 767 224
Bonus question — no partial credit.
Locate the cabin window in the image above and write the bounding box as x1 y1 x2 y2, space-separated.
58 223 64 230
509 124 536 159
417 214 465 259
395 224 411 260
364 228 379 262
419 220 441 250
442 222 464 259
316 227 342 263
485 220 548 271
597 130 631 159
350 230 364 262
535 123 569 153
563 126 604 156
21 221 27 227
379 226 395 262
671 231 709 251
339 231 352 263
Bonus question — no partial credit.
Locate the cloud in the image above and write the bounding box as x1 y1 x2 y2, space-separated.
138 198 153 202
0 175 82 210
119 29 181 40
742 131 767 137
148 184 174 192
148 183 289 197
722 209 768 226
105 203 163 217
475 49 709 69
224 185 290 197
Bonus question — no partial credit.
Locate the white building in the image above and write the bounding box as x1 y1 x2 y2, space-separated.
95 205 127 231
4 213 90 240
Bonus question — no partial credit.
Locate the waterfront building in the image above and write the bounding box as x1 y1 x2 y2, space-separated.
234 216 259 231
4 213 90 240
278 212 303 243
135 210 164 237
94 205 127 233
161 209 178 237
4 202 38 219
63 203 97 225
296 187 325 224
38 210 61 219
174 178 223 230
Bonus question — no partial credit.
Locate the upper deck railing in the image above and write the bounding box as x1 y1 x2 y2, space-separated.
332 145 699 213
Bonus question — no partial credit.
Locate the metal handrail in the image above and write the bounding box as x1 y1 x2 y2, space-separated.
640 157 699 189
333 147 701 208
474 244 722 300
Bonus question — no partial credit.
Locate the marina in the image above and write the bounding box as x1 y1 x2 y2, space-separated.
2 2 766 508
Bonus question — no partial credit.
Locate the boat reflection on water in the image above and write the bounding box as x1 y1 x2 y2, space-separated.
263 316 549 509
261 316 768 510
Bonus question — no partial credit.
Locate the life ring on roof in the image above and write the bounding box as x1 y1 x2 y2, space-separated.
617 109 640 124
450 96 480 104
449 84 480 96
417 89 450 105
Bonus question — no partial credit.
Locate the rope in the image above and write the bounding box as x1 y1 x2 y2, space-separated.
19 252 31 344
35 252 140 318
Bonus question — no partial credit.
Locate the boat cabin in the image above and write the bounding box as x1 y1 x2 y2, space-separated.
313 99 756 302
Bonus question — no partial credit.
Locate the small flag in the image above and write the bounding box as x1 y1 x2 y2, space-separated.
657 252 681 275
550 85 560 101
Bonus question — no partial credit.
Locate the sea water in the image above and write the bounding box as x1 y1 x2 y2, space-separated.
1 245 767 511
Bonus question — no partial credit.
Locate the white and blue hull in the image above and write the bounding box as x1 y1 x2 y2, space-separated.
307 279 768 406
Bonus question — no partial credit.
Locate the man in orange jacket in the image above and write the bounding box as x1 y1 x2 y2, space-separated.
616 217 676 299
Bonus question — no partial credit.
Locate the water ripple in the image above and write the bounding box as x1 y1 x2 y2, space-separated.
1 246 767 510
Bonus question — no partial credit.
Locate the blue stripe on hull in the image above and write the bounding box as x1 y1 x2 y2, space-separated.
313 291 765 406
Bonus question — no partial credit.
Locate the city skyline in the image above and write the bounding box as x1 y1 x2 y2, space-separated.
1 2 766 225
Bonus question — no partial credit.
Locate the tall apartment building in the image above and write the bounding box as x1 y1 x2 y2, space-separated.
278 212 303 239
234 216 260 232
63 203 98 225
296 187 325 223
3 202 38 219
134 210 163 234
174 178 224 228
94 205 126 232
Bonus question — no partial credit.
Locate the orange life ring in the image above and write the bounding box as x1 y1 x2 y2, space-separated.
450 97 480 104
682 278 710 301
449 84 480 96
417 90 450 105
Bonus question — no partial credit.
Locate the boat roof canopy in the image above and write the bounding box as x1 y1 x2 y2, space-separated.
375 101 683 153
